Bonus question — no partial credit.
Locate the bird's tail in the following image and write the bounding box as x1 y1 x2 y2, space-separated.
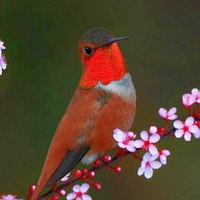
29 147 89 200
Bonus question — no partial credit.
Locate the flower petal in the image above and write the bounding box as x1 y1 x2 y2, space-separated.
140 130 149 141
185 116 194 126
173 120 184 129
127 141 136 152
127 131 134 139
149 145 158 155
175 129 184 138
149 126 157 134
144 167 153 179
137 167 145 176
194 130 200 139
184 132 191 141
150 153 159 161
150 161 162 169
134 140 144 148
158 108 167 118
168 107 177 115
0 65 2 75
113 129 125 142
1 194 17 200
191 88 198 94
127 145 136 152
160 155 167 165
80 183 90 193
82 194 92 200
73 185 81 192
141 160 146 168
67 192 76 200
162 150 170 156
168 114 177 120
118 143 126 148
189 125 199 134
182 94 195 106
1 61 7 70
143 152 151 161
149 134 160 143
0 41 6 50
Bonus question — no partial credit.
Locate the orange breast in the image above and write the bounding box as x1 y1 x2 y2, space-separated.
84 93 136 160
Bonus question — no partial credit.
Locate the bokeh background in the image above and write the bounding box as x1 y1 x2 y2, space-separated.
0 1 199 199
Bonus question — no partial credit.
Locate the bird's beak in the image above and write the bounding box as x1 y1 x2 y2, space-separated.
101 36 130 47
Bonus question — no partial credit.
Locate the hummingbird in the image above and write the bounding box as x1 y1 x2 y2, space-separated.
30 27 136 199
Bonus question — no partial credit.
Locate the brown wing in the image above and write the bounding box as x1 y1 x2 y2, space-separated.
31 88 107 200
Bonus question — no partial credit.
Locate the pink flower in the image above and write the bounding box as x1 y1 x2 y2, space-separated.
173 116 199 141
0 40 6 51
137 152 162 179
191 88 200 103
149 126 158 134
66 183 92 200
60 173 70 182
0 54 7 75
158 107 177 120
193 126 200 139
182 93 195 107
0 40 6 58
149 126 164 135
158 149 170 165
113 129 136 152
0 194 22 200
134 131 160 155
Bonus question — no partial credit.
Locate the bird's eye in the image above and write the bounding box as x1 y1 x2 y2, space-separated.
83 46 93 55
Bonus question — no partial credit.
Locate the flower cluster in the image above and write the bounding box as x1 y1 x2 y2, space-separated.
113 128 169 179
67 183 91 200
182 88 200 108
1 88 200 200
113 129 136 152
174 116 199 141
0 40 7 75
112 88 200 181
173 88 200 141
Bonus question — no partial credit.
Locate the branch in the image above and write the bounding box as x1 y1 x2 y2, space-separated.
37 112 200 200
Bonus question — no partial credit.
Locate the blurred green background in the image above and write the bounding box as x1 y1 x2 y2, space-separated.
0 0 199 199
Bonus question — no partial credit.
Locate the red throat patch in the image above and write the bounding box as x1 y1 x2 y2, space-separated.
79 43 127 88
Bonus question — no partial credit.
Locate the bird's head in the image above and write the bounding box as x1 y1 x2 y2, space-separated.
78 27 130 88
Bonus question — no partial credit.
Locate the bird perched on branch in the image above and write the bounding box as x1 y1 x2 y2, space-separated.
30 27 136 200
